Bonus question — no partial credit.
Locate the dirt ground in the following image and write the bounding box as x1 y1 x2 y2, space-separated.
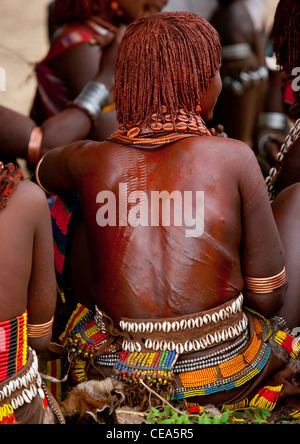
0 0 279 118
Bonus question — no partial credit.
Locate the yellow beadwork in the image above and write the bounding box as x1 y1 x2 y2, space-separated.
180 367 218 388
250 385 283 411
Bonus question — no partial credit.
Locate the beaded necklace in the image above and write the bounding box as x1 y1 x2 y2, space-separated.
265 118 300 202
109 108 212 149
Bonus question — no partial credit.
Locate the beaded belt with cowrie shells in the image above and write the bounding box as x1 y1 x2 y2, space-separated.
0 347 44 412
119 294 247 355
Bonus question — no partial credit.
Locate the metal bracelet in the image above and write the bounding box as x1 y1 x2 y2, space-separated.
257 112 288 131
71 81 110 123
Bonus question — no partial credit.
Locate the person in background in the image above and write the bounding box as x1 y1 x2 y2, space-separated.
210 0 269 146
163 0 217 18
31 0 167 142
0 161 64 424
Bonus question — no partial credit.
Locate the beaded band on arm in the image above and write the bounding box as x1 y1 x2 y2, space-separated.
67 81 110 127
27 317 54 339
244 267 286 294
28 127 43 165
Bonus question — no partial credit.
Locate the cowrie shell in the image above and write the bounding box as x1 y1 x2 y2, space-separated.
160 340 168 351
219 309 226 321
38 388 45 399
168 342 176 351
146 322 153 333
232 301 238 314
188 318 195 329
135 342 142 352
23 389 32 403
30 384 37 397
226 306 232 315
17 395 24 407
193 340 201 351
221 330 228 341
176 343 184 354
200 338 207 349
145 339 152 349
162 321 171 333
180 319 187 330
206 334 215 346
172 321 180 332
214 331 222 343
228 326 235 339
139 323 146 333
11 398 19 410
235 325 241 336
212 313 219 323
184 341 193 352
203 314 211 324
153 340 160 351
9 380 16 393
155 322 161 332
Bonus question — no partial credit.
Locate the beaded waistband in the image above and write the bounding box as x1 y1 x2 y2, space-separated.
119 294 246 355
0 313 28 383
171 313 272 401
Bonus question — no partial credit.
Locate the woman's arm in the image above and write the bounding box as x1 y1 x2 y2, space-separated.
26 184 57 354
239 145 286 317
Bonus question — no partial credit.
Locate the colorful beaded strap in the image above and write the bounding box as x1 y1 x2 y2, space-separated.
0 313 28 383
51 193 81 303
59 304 109 384
112 350 178 388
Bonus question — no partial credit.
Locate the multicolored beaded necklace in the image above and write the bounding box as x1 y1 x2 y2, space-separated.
109 107 212 149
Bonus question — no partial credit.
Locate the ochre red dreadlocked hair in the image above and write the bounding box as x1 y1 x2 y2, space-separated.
114 12 222 126
273 0 300 82
53 0 111 25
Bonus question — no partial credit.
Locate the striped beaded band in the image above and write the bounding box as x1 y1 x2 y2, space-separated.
0 313 28 383
244 267 286 294
50 193 81 303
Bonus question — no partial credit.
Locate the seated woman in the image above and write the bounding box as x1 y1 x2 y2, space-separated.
30 0 167 141
37 11 300 422
0 163 62 424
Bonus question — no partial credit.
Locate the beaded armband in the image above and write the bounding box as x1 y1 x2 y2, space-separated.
27 317 54 339
244 267 286 294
